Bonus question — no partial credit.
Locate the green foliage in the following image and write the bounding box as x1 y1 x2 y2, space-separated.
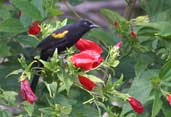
11 0 42 20
1 0 171 116
0 18 24 33
41 18 68 38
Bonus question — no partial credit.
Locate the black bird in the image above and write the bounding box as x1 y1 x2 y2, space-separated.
31 19 98 92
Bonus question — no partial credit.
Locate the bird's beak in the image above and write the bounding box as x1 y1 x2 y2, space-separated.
90 24 99 28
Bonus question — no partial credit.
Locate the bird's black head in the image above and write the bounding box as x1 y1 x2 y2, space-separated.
76 19 99 31
67 19 98 42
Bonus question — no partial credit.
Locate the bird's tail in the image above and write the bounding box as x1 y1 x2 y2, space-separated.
31 74 40 92
30 60 43 92
30 50 54 92
31 50 48 92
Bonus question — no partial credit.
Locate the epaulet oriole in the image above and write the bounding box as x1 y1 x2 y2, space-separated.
31 19 98 92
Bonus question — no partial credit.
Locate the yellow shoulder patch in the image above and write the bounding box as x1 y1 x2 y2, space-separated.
51 30 69 39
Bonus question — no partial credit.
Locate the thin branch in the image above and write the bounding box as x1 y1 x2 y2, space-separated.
62 0 81 19
124 0 138 19
59 0 127 13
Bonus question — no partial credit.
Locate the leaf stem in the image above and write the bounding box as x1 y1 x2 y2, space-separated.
83 97 94 104
94 98 102 117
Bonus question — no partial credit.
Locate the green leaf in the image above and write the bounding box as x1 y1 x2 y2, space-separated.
0 42 11 57
11 0 42 20
159 60 171 80
18 55 28 69
58 73 73 94
152 39 159 50
43 0 63 17
23 102 35 116
44 81 57 98
16 35 39 47
0 62 20 90
0 91 17 105
104 75 113 91
39 107 55 115
84 74 104 84
70 104 99 117
134 59 148 78
0 5 11 20
31 0 47 18
41 19 68 38
88 29 116 46
19 15 32 28
138 26 159 36
155 22 171 39
5 69 23 78
137 22 171 39
121 70 155 115
141 0 171 17
113 74 124 89
48 7 63 16
101 9 128 24
0 110 12 117
61 105 72 115
162 104 171 117
39 104 71 116
152 91 162 117
0 18 24 33
56 18 68 29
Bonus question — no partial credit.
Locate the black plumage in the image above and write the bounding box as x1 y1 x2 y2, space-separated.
31 19 98 92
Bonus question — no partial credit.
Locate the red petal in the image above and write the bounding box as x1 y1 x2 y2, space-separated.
71 50 103 70
28 25 41 35
76 38 103 54
78 76 96 91
166 94 171 106
128 97 144 114
20 80 37 104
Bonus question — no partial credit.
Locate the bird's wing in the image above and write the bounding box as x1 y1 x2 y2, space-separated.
37 36 66 51
37 25 72 51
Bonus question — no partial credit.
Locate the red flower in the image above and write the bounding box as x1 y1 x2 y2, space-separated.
28 21 41 35
166 94 171 106
20 79 37 104
71 50 103 70
78 76 96 91
76 38 103 54
114 41 122 49
114 21 119 28
130 31 137 39
128 97 144 114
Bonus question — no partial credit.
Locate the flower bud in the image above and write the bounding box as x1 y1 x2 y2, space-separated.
114 21 119 28
28 21 41 35
130 31 137 39
114 41 122 49
166 94 171 106
128 96 144 114
20 79 37 104
78 76 96 91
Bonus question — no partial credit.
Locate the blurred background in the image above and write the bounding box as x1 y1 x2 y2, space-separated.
58 0 143 28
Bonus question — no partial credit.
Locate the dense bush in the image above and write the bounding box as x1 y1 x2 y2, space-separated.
1 0 171 117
